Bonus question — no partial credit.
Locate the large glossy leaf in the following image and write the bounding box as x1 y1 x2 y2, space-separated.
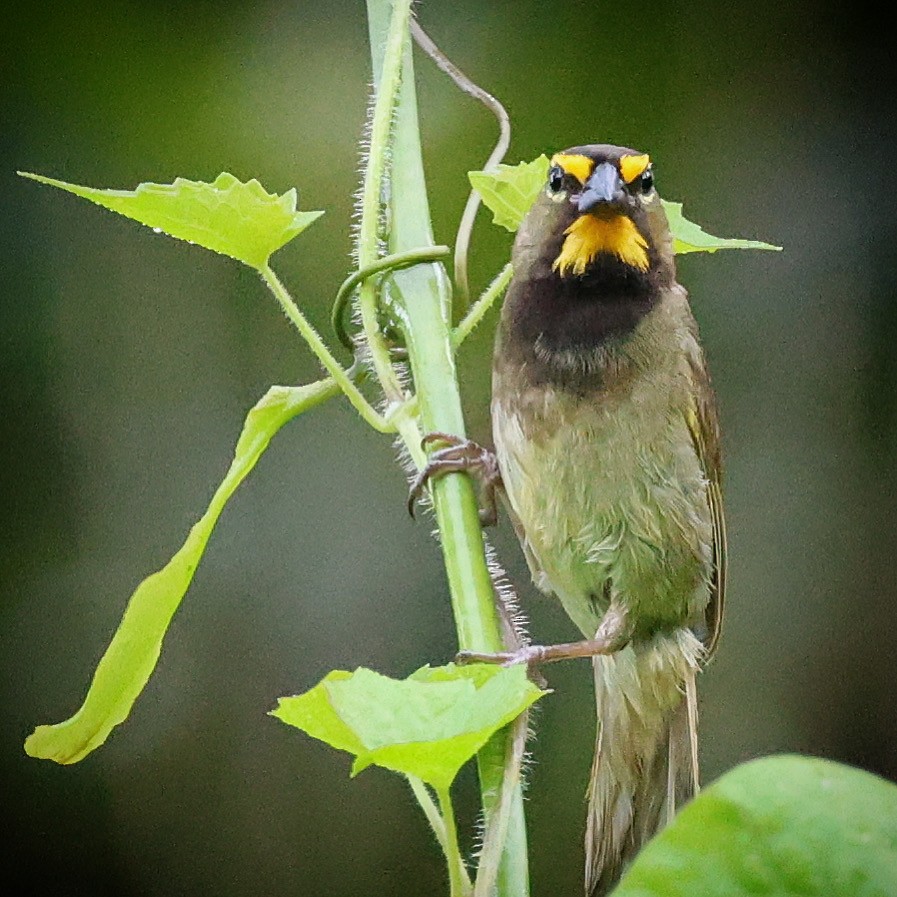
612 755 897 897
19 171 323 269
26 378 338 764
272 663 546 791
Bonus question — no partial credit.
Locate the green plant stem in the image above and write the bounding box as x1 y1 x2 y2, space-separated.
366 0 500 650
356 0 415 406
452 262 513 350
437 786 471 897
473 711 528 897
408 776 473 894
258 263 396 432
366 3 530 895
408 775 450 853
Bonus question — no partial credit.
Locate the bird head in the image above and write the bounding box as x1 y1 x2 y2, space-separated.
515 144 673 285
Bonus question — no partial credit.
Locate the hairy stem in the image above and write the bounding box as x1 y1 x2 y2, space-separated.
408 776 473 894
452 262 513 351
366 3 530 895
259 264 396 432
356 0 415 406
437 786 471 897
473 711 529 897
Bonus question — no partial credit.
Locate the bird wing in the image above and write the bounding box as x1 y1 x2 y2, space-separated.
684 354 727 661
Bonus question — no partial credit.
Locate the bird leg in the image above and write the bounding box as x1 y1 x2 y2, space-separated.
457 602 631 668
407 432 502 526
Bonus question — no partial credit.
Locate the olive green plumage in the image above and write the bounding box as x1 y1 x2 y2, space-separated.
491 144 725 894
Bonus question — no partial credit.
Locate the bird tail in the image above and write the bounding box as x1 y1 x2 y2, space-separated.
585 628 704 896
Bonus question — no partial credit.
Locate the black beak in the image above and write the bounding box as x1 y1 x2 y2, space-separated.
576 162 626 213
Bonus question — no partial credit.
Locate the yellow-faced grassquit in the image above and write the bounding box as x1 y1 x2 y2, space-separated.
413 143 725 896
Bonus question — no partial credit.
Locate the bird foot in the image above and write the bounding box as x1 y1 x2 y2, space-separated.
456 645 550 668
456 641 616 669
407 432 502 525
456 607 631 669
455 647 549 689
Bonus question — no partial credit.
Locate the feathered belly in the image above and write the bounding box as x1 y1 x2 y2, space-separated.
493 395 712 639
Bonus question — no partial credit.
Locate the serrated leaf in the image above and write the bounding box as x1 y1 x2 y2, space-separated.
25 378 338 764
19 171 324 269
468 156 550 232
612 755 897 897
662 200 781 254
468 156 780 254
272 663 546 791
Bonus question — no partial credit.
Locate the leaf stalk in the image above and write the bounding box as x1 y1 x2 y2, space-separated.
259 263 397 432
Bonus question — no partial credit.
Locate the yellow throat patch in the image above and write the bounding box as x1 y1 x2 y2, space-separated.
553 214 650 276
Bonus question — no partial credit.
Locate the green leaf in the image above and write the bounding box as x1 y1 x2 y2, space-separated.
612 755 897 897
662 200 781 254
468 156 550 232
272 663 546 791
18 171 324 269
25 378 339 764
468 156 780 253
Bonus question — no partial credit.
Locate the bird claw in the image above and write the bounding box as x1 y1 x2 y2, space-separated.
407 432 501 525
456 647 550 688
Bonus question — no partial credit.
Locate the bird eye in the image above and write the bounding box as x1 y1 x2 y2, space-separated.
547 164 565 193
640 167 654 194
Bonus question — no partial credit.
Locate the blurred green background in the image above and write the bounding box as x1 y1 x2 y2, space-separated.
3 1 896 894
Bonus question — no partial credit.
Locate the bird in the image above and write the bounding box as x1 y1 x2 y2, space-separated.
411 143 725 895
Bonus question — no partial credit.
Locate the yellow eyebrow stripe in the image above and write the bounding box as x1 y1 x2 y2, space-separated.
619 153 651 184
550 153 594 185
